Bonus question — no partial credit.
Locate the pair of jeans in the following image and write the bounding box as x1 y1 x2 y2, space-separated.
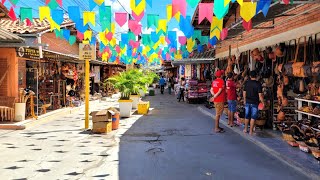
245 103 259 120
168 86 172 94
160 85 164 94
228 100 237 113
178 88 185 102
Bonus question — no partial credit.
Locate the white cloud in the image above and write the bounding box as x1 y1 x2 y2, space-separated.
105 0 131 12
142 27 154 34
172 28 185 37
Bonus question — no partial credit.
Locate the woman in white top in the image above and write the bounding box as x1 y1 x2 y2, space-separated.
178 77 186 102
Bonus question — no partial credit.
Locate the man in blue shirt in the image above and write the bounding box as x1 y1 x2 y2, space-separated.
159 76 166 94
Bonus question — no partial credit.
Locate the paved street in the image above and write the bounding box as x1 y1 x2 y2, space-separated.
0 93 311 180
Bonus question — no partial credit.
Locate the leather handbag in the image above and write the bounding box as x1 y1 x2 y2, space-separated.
292 36 310 77
260 51 271 78
312 33 320 76
283 39 296 76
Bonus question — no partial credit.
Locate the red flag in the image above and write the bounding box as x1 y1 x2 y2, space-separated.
242 20 252 32
8 7 17 21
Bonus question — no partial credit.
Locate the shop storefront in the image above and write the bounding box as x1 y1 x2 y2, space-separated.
191 1 320 161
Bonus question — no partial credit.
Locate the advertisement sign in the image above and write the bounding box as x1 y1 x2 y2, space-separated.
16 47 63 61
79 43 96 60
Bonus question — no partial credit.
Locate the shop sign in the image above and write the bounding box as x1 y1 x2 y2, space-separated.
79 43 96 60
16 47 70 61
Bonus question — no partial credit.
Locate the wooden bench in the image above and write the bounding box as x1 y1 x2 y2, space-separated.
0 96 16 122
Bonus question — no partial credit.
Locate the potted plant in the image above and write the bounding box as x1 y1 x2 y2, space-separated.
127 69 149 109
108 72 134 117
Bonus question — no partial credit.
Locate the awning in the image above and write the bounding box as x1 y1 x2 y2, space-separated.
172 58 216 66
0 28 25 44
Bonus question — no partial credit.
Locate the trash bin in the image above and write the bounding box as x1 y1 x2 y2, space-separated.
112 111 120 130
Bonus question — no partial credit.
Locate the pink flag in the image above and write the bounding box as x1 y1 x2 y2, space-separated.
8 7 17 21
1 0 6 4
242 20 252 32
172 0 186 17
283 0 289 4
129 40 140 49
165 37 171 44
26 18 32 26
220 28 228 40
56 0 62 6
128 21 142 36
115 45 121 53
198 3 213 24
166 53 171 60
106 32 113 41
178 36 187 45
132 11 144 22
115 12 128 27
158 49 162 56
77 31 84 40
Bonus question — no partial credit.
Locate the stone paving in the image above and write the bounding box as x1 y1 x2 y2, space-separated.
0 92 315 180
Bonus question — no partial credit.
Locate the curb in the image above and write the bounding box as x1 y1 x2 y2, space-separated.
198 106 319 180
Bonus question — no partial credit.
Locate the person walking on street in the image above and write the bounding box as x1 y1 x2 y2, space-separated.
226 72 237 127
243 71 265 135
210 70 226 133
168 76 174 95
178 77 186 102
159 76 166 94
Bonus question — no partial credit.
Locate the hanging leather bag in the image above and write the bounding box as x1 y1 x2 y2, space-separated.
260 51 271 78
312 33 320 76
292 36 309 77
283 39 296 76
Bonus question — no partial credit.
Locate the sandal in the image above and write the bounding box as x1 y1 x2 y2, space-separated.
215 128 225 133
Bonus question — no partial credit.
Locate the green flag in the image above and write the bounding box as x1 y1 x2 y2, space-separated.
20 7 33 21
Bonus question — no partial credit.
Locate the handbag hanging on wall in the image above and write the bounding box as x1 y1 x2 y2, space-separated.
291 36 311 77
283 39 296 76
260 51 271 78
312 33 320 76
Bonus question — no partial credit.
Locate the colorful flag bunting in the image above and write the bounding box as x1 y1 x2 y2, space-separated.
157 19 167 33
39 6 50 21
115 12 127 27
186 0 200 8
221 28 228 40
147 14 159 28
20 7 33 21
69 35 76 45
178 36 187 45
52 9 63 25
214 0 229 20
240 2 257 22
83 11 95 26
132 11 144 22
8 7 17 21
68 6 80 22
172 0 186 17
242 19 252 32
198 3 213 24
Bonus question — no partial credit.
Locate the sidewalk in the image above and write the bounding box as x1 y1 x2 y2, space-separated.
0 97 145 180
198 106 320 179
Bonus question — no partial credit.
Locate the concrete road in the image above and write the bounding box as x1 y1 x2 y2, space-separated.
0 93 310 180
118 93 309 180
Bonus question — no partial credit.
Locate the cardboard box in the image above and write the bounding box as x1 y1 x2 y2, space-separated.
92 121 112 134
90 109 114 123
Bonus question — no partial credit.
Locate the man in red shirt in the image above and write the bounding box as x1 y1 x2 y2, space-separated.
210 70 226 133
226 72 237 127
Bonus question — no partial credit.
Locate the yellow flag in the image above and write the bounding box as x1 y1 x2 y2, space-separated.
83 12 95 26
159 36 166 45
82 40 90 44
167 5 172 21
49 17 60 31
111 23 116 34
240 2 257 22
210 28 221 39
99 32 107 45
174 12 180 22
94 0 104 5
102 53 108 61
174 52 182 60
110 38 117 47
224 0 231 7
153 41 160 50
157 19 167 33
237 0 243 6
145 45 151 53
84 30 93 41
39 6 50 21
211 16 223 31
121 47 127 54
187 38 195 53
131 0 145 15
